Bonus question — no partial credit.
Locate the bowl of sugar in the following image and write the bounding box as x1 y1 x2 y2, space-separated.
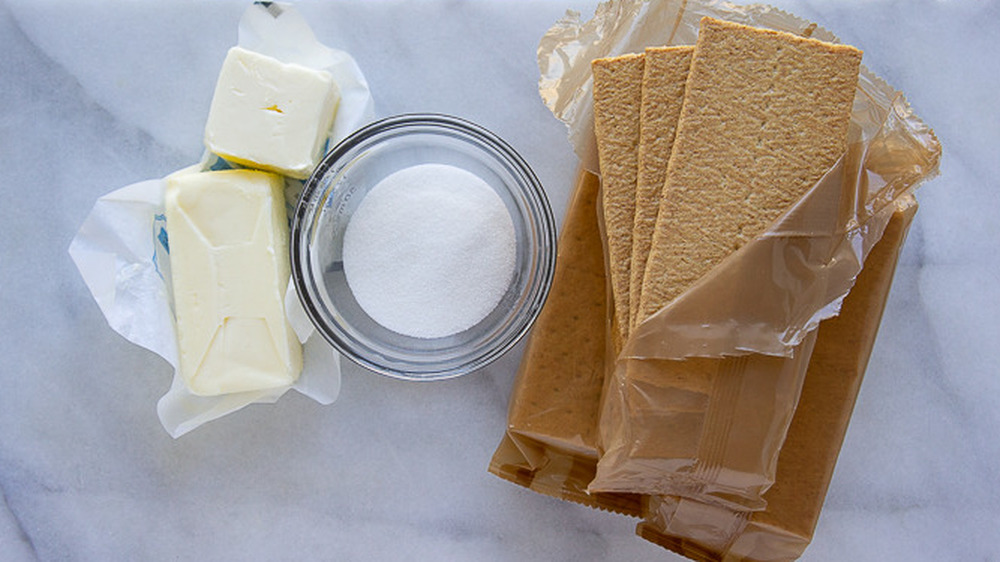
291 114 557 380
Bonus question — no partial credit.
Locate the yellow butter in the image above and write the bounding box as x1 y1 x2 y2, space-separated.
165 169 302 396
204 46 340 179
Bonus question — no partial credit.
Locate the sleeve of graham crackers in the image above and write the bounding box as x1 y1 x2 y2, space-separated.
592 336 818 511
636 202 918 561
636 17 862 325
592 17 863 509
488 178 920 558
592 52 645 345
629 46 693 332
495 0 941 557
488 169 641 516
539 3 940 362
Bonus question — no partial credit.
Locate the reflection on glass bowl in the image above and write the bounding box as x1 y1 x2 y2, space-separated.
290 114 557 381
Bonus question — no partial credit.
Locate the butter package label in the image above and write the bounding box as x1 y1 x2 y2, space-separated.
164 169 302 396
204 46 340 179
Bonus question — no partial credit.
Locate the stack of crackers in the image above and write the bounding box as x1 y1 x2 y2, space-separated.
489 14 899 561
587 10 863 512
593 17 861 347
492 7 940 559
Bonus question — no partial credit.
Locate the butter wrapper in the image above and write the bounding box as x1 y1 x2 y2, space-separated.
68 3 375 438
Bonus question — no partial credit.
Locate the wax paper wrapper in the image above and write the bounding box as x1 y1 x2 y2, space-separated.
538 0 940 510
68 3 375 438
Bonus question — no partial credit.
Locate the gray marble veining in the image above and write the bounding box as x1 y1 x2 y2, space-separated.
1 0 996 560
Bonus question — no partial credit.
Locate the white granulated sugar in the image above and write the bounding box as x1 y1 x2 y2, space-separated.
342 163 517 338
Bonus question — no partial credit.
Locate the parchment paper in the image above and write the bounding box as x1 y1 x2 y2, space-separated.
69 3 375 438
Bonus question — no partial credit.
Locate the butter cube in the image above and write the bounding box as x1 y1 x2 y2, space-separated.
204 46 340 179
165 169 302 396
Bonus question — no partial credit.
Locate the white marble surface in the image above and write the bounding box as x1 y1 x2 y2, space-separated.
0 0 996 560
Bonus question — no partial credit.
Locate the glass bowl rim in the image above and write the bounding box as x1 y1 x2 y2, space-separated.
290 112 557 381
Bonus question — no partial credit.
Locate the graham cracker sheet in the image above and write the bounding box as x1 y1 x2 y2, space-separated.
592 53 645 344
488 169 641 516
629 45 693 331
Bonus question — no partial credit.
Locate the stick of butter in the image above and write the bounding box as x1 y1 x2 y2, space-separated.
165 169 303 396
204 46 340 179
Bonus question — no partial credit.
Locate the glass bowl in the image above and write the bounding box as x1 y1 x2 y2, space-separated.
290 114 557 381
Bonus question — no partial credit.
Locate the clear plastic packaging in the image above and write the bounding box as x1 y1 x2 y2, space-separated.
489 171 921 561
489 170 642 516
535 0 940 510
637 203 919 560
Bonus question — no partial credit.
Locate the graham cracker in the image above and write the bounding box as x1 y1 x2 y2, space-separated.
506 171 608 455
489 170 642 517
629 46 693 331
637 17 862 323
592 52 645 343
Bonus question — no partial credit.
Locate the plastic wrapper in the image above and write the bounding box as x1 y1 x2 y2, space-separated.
535 0 940 509
69 3 375 438
489 170 919 560
489 170 641 516
491 0 940 556
542 0 939 357
637 203 918 561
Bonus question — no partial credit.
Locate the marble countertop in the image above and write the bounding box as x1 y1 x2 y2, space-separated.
1 0 996 560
